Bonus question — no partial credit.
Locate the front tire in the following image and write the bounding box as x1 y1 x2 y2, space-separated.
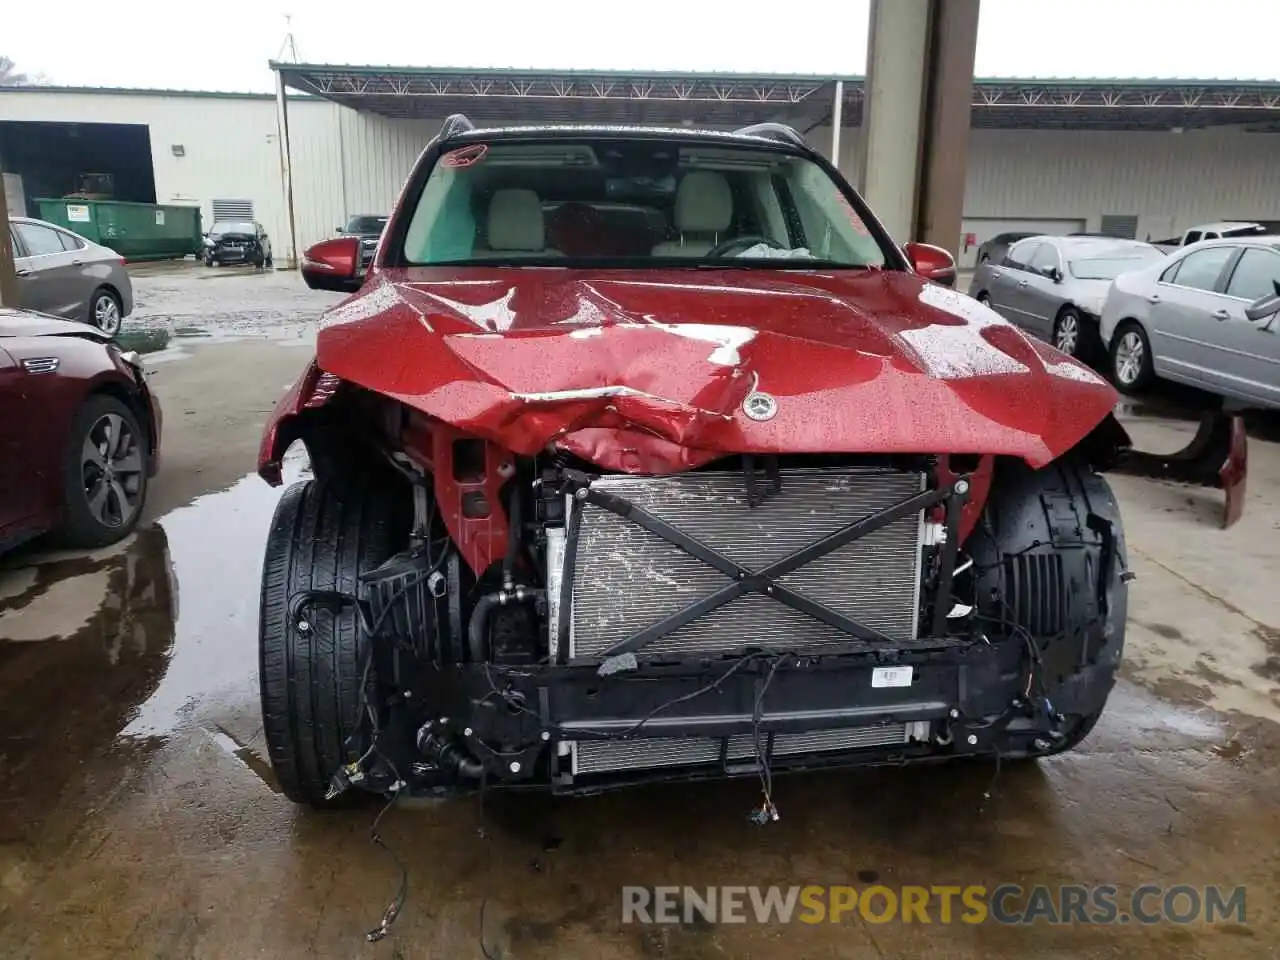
259 477 406 806
60 394 149 547
1110 321 1154 394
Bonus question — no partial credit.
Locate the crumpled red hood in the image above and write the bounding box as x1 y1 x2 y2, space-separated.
315 266 1118 472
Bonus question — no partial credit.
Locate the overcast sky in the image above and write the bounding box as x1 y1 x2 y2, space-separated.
5 0 1277 92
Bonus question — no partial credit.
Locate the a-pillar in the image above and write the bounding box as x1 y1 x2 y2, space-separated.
859 0 980 257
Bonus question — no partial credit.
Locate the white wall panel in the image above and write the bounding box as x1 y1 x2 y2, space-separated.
964 128 1280 241
0 89 334 255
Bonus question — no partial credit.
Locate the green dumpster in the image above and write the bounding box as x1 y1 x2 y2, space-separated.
34 198 203 261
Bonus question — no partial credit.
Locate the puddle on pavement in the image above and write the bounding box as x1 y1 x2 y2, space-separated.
0 446 311 832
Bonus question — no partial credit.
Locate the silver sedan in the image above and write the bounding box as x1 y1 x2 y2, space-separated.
967 235 1165 360
8 216 134 336
1099 236 1280 410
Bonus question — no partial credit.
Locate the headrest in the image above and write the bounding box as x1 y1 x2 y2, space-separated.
487 189 545 251
674 172 733 234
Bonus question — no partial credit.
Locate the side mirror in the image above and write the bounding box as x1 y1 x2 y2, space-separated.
301 236 363 293
1245 280 1280 328
1047 266 1063 283
903 241 957 289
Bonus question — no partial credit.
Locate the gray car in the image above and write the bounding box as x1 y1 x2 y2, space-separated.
1099 236 1280 409
8 216 134 336
967 235 1166 360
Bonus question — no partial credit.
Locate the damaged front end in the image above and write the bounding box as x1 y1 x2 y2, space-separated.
269 432 1130 804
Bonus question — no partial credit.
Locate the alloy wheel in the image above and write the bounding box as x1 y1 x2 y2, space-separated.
1114 331 1145 385
81 413 144 529
1055 314 1080 355
93 294 121 335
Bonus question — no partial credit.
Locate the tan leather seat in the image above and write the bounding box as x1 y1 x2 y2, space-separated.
480 189 560 257
652 172 733 257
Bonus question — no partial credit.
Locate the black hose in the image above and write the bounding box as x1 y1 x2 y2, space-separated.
502 483 522 588
468 593 504 662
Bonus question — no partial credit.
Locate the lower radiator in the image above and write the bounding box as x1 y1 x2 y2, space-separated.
569 722 931 776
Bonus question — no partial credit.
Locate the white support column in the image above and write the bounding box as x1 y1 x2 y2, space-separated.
275 71 299 270
859 0 932 242
830 80 845 175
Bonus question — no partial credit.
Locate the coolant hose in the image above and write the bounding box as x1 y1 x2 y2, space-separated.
468 593 504 662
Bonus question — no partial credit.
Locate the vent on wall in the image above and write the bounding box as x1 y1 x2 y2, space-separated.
212 199 254 220
1099 214 1139 239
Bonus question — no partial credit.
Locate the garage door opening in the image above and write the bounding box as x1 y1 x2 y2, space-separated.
0 120 156 216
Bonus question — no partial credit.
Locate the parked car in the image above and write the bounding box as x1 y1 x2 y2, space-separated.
967 235 1166 360
7 216 133 336
1099 236 1280 408
251 114 1235 810
1151 222 1270 254
0 307 162 554
973 230 1039 266
336 214 388 274
203 220 272 268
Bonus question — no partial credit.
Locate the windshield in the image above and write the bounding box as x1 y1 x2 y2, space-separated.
401 137 888 269
212 221 255 236
345 216 388 234
1068 251 1164 281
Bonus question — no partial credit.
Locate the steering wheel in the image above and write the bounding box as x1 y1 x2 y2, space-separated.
704 234 783 259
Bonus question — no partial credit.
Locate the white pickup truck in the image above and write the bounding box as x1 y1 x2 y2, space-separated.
1154 221 1270 252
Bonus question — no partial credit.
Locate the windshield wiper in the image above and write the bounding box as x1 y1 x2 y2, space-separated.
693 259 871 270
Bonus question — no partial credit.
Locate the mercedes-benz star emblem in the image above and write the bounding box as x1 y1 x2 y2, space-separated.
742 391 779 422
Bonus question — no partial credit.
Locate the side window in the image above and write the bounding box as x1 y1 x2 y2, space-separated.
1183 231 1202 244
1160 260 1183 283
1204 232 1219 241
13 222 65 257
1029 243 1060 275
9 226 25 257
1225 248 1280 302
1005 240 1042 270
1168 246 1236 292
57 230 86 252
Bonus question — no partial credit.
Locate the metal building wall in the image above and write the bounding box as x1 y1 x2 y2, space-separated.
4 89 1278 260
0 88 329 252
964 127 1280 242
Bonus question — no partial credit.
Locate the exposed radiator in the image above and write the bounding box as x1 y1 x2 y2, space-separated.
557 466 926 659
569 722 930 776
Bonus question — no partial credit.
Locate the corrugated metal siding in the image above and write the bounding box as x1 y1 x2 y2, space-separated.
336 111 437 220
0 88 338 256
964 128 1280 241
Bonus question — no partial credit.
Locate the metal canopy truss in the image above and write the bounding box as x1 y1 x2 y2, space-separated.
272 62 1280 131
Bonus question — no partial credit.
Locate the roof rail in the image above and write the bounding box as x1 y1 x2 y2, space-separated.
732 122 808 149
438 113 476 140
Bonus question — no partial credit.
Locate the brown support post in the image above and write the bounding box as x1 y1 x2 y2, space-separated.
0 170 18 307
914 0 981 257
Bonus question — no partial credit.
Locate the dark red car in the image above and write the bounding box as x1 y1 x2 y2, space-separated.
260 117 1240 811
0 307 162 554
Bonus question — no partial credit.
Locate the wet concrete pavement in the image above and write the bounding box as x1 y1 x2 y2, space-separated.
3 266 1280 959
